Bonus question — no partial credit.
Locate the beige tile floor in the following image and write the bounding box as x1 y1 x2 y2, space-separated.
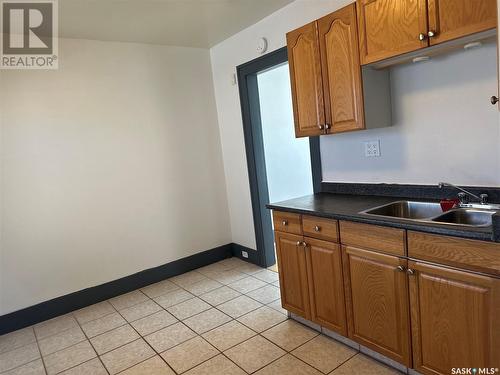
0 257 402 374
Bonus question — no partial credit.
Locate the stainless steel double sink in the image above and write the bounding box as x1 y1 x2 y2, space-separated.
360 200 497 227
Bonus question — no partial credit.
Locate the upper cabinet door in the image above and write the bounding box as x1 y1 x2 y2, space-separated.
287 22 326 137
318 4 365 134
357 0 429 64
409 261 500 375
427 0 497 45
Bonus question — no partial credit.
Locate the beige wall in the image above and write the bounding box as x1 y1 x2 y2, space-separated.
0 38 231 314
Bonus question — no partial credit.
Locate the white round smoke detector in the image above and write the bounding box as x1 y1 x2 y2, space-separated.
257 37 268 54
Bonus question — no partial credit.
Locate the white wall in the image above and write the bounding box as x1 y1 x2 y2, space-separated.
321 43 499 186
210 0 352 249
258 63 313 203
0 38 231 314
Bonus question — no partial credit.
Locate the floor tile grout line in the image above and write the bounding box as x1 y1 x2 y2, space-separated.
72 301 119 328
243 292 280 306
112 306 178 374
161 336 222 374
285 323 361 375
235 310 288 335
107 289 151 312
220 351 253 374
0 358 45 375
118 302 171 326
73 309 111 375
197 289 243 307
225 333 290 374
0 332 38 357
27 324 48 375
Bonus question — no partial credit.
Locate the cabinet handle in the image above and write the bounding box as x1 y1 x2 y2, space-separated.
302 241 308 248
324 124 331 130
396 265 406 272
406 268 416 275
427 30 436 38
296 241 301 246
314 225 321 232
282 220 288 226
419 33 427 41
491 96 499 105
318 124 324 130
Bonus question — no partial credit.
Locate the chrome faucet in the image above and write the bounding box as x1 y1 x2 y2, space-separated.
438 182 488 205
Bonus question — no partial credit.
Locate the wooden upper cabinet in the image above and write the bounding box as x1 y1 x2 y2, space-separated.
274 231 311 319
286 22 325 137
409 261 500 375
343 246 411 366
305 238 347 335
427 0 497 45
357 0 429 64
318 4 365 134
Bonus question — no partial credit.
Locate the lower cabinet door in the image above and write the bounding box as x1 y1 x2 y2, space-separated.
408 261 500 375
274 231 311 319
305 237 347 335
342 246 411 366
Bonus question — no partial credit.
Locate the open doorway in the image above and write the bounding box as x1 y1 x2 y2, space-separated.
237 47 322 268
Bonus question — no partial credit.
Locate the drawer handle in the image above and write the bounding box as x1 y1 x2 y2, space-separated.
406 268 416 276
282 220 288 226
314 225 321 232
396 265 406 272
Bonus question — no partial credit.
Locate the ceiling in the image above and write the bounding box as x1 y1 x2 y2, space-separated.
59 0 294 48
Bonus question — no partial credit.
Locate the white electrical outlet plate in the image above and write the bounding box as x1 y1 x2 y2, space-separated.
242 251 249 258
364 140 381 157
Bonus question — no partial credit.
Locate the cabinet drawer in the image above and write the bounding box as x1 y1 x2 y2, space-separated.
340 221 406 256
408 231 500 277
273 211 302 235
302 215 339 243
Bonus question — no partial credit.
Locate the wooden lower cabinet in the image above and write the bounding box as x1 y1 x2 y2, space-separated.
408 261 500 375
274 212 500 374
274 231 311 319
305 237 347 335
342 246 412 366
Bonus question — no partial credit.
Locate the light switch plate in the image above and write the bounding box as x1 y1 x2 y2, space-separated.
364 140 381 157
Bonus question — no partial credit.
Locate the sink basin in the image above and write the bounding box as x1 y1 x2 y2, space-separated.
362 201 444 219
361 200 496 227
431 209 495 227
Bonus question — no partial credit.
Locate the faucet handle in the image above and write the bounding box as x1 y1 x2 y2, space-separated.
480 194 488 205
458 192 469 205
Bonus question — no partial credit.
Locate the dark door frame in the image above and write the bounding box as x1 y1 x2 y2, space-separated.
236 46 322 268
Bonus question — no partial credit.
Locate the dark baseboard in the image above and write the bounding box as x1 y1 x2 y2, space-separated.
0 243 233 335
231 243 261 266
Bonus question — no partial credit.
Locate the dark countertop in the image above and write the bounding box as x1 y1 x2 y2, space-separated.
267 193 496 242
